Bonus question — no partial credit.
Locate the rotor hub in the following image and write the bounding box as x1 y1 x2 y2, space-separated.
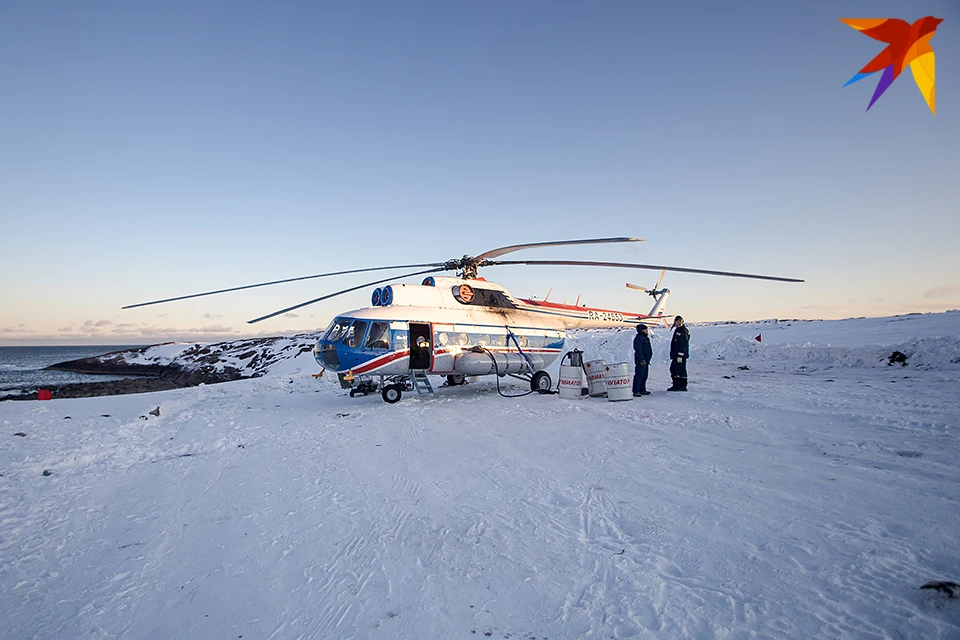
456 255 482 279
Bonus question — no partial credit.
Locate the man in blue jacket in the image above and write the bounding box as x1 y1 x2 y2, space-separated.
633 324 652 396
668 315 690 391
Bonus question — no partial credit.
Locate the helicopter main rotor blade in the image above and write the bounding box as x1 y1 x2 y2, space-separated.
246 266 447 324
121 262 446 310
475 237 643 261
487 259 804 283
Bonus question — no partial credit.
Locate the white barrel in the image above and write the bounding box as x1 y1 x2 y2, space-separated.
558 365 583 399
584 359 607 397
604 362 633 402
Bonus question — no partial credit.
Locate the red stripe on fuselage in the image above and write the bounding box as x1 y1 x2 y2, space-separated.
352 349 410 374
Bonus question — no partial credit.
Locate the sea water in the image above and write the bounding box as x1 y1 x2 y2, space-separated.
0 345 148 397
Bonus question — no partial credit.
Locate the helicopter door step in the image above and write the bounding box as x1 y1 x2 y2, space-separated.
411 371 435 395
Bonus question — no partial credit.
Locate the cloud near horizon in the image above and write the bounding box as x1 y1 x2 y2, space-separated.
924 285 959 299
0 321 248 345
0 324 36 335
82 319 113 328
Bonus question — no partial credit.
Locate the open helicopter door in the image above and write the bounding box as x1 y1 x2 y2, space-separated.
409 322 432 370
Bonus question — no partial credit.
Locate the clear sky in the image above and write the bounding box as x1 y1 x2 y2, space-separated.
2 0 958 345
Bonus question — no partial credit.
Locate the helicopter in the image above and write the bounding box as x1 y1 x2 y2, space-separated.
122 237 803 403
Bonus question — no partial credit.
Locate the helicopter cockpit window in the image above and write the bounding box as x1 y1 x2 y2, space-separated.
342 320 368 348
324 317 350 343
365 322 390 350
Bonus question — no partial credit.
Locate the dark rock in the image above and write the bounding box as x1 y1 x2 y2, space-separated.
920 580 959 598
887 351 908 366
5 367 246 401
42 469 53 476
148 407 160 417
14 432 27 437
44 355 167 377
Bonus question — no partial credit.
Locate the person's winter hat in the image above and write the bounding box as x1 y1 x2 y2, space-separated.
637 324 648 333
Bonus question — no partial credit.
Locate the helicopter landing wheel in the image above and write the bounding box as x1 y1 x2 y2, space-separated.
446 374 466 386
530 370 552 393
382 384 402 404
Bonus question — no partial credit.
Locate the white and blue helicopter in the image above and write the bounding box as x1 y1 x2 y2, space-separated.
123 237 803 403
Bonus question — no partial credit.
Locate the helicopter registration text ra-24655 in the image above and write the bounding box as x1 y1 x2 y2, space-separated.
122 237 803 403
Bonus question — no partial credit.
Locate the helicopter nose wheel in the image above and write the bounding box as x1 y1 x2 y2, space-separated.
446 374 466 386
530 370 552 393
382 384 403 404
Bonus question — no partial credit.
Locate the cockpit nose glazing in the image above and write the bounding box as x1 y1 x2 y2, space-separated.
313 317 369 370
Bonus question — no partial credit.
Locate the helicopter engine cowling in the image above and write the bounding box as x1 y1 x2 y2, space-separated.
380 283 445 307
455 351 544 376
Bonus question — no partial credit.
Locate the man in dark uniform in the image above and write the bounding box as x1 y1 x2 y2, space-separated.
668 315 690 391
632 324 652 396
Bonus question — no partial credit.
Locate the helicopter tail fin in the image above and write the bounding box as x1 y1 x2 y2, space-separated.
648 289 671 326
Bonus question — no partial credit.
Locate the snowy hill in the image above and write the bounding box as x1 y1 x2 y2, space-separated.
25 334 324 400
112 334 322 377
2 312 959 639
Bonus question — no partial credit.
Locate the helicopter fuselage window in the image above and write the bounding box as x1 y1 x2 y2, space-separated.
365 322 390 350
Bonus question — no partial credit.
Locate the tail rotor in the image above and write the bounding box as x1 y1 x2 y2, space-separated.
627 270 671 325
626 269 668 300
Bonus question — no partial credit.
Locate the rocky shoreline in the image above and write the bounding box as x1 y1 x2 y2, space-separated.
3 358 246 401
2 336 319 402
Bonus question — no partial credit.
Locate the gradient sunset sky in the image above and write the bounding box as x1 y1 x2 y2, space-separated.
2 0 958 345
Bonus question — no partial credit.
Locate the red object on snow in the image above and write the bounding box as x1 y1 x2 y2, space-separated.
37 389 52 401
755 334 762 343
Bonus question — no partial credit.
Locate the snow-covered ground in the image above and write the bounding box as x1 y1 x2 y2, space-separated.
2 312 959 639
